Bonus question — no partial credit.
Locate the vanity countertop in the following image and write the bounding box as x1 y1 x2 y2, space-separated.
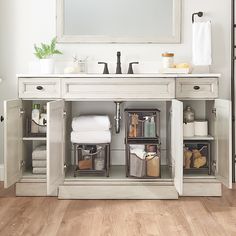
17 73 221 78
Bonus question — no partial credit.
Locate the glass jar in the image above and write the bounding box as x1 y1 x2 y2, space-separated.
162 52 174 69
184 106 195 123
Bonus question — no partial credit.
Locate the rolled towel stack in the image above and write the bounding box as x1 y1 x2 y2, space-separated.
71 115 111 144
32 145 47 174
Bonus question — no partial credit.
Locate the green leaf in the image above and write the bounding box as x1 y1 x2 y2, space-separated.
33 37 63 59
53 50 62 55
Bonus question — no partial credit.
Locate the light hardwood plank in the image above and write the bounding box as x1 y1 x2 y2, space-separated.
0 183 236 236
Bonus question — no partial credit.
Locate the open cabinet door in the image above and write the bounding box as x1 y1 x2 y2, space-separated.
171 99 183 195
4 100 23 188
47 100 65 196
215 99 232 189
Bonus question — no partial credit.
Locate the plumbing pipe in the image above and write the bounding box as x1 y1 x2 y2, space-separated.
114 101 122 134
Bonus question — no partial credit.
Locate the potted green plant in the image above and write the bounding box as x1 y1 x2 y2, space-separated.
34 37 62 74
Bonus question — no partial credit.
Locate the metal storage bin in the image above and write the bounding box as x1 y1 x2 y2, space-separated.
126 144 161 178
73 143 110 177
183 142 211 175
125 109 160 142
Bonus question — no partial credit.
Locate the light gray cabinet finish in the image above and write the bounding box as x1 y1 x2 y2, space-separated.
176 78 218 99
19 78 61 99
3 74 233 199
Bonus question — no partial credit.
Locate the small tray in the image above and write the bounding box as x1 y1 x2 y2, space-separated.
159 68 192 74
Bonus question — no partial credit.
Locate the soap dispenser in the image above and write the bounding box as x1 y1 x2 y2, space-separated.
144 117 150 137
149 117 156 137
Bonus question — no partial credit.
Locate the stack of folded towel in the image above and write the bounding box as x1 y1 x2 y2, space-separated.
32 145 47 174
71 115 111 144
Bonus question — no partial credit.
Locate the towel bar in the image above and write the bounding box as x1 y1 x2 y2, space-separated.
192 12 203 23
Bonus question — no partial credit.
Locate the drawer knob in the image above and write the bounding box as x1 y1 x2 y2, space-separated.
193 86 200 90
36 86 44 91
0 116 4 122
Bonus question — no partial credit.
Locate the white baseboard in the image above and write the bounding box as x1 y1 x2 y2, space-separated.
0 164 4 181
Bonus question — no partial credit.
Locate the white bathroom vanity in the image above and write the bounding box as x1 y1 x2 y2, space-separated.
3 73 232 199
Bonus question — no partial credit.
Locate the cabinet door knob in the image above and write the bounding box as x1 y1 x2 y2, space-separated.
0 116 4 122
36 86 44 91
193 86 200 90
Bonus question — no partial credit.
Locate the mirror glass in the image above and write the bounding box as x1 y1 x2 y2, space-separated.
57 0 181 43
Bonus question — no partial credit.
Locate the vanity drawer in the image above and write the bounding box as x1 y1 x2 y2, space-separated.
176 78 218 99
61 78 175 100
19 78 61 99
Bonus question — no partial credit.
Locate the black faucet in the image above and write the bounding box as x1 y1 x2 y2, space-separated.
116 51 122 74
128 62 139 74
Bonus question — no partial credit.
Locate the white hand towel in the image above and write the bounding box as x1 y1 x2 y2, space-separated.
71 131 111 144
192 21 212 66
32 160 47 167
32 145 47 160
72 116 111 132
32 167 46 174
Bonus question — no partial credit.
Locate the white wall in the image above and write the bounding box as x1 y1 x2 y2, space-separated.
0 0 231 164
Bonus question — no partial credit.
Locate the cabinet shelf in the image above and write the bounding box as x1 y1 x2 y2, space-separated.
22 137 47 141
183 135 214 141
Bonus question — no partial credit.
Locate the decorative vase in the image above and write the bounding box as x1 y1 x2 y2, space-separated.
40 58 55 74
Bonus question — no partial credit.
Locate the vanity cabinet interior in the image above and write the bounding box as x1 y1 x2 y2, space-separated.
3 74 232 199
181 99 232 196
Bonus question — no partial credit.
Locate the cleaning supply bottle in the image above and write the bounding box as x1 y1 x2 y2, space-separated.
31 104 40 133
149 117 156 137
144 117 150 137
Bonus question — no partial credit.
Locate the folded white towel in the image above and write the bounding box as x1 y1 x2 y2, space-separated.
71 131 111 144
192 21 212 66
32 167 46 174
32 160 46 167
32 145 47 160
72 116 111 132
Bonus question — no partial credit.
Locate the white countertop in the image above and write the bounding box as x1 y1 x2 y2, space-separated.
17 73 221 78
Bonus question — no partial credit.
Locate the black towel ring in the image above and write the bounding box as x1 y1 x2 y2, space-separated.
192 12 203 23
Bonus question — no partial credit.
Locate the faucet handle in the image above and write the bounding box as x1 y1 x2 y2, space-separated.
98 62 109 74
128 62 139 74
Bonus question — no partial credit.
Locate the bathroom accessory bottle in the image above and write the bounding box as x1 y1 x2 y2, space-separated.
31 104 40 133
184 106 195 123
149 117 156 137
144 117 150 137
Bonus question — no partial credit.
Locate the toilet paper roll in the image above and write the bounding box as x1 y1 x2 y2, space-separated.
194 121 208 136
183 122 195 137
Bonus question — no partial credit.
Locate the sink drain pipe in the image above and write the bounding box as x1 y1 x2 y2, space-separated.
114 101 122 134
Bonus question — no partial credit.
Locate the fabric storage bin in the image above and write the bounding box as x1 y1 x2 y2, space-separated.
127 144 161 178
73 143 110 177
183 142 211 175
146 154 160 177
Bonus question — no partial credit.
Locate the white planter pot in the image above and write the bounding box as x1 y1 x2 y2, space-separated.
40 59 55 74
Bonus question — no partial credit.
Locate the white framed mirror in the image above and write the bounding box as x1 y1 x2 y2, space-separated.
56 0 181 43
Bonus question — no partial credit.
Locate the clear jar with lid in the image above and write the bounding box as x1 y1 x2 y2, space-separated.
162 52 175 69
184 106 195 123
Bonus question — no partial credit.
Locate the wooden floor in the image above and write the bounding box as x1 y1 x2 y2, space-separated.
0 183 236 236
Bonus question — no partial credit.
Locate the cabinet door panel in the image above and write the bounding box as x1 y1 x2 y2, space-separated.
4 100 22 188
215 99 232 189
171 99 183 195
47 100 65 196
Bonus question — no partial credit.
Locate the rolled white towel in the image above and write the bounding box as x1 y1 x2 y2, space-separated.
72 116 111 132
32 145 47 160
71 131 111 144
